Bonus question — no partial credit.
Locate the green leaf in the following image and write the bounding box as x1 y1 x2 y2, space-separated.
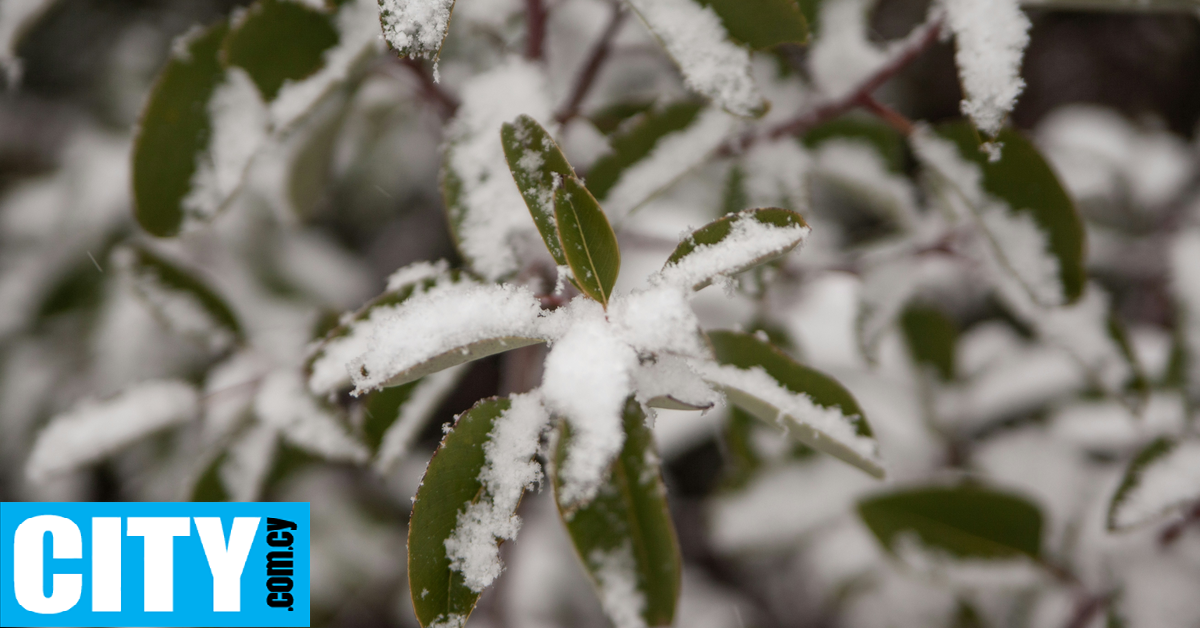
555 176 621 307
586 102 704 202
858 484 1044 559
662 207 809 290
132 20 229 237
221 0 339 101
720 164 749 216
589 100 655 135
901 304 958 381
409 397 521 628
939 122 1086 304
706 330 884 478
1107 437 1200 531
123 244 245 346
803 115 906 173
286 88 352 216
554 399 681 627
697 0 809 49
501 114 574 267
361 380 421 453
191 452 230 502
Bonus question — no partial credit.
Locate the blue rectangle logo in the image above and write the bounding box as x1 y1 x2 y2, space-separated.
0 502 309 627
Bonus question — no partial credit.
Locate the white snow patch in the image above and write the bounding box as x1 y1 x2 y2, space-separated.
255 370 369 462
590 543 647 628
1113 440 1200 529
624 0 763 117
378 0 454 58
27 380 200 482
0 0 55 85
808 0 887 99
374 364 467 474
939 0 1031 136
658 210 810 290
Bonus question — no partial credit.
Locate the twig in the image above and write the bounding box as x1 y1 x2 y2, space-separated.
859 93 916 135
525 0 548 60
555 2 627 124
1064 591 1114 628
1159 501 1200 547
398 57 460 119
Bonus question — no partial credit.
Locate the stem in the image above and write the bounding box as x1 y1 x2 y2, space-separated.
859 93 916 136
556 2 627 124
398 58 459 119
525 0 548 60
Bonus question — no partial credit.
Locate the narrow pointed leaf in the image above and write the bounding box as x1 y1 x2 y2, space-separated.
587 102 704 201
554 399 681 627
132 20 229 237
1108 437 1200 531
555 176 620 307
221 0 339 101
858 485 1043 559
703 330 884 478
501 114 573 266
939 122 1086 304
662 208 809 290
698 0 808 49
121 245 245 349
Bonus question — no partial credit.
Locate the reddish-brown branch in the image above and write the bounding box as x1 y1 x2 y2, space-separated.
718 16 943 157
398 57 460 119
525 0 548 60
556 2 627 124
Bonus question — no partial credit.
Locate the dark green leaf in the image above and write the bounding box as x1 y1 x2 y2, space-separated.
191 452 230 502
222 0 339 101
901 304 958 381
589 100 655 135
720 164 749 215
126 244 245 345
663 207 808 290
1107 437 1200 530
361 380 421 453
939 122 1086 304
554 399 681 627
707 330 883 478
587 102 704 201
697 0 809 49
556 176 621 307
501 114 575 266
858 484 1043 559
409 397 517 628
287 88 352 216
132 20 229 237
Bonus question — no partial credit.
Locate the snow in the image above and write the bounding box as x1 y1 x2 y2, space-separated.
379 0 454 59
385 259 450 292
812 139 920 227
979 202 1064 307
609 284 707 357
183 68 269 223
808 0 887 100
255 370 369 462
220 424 278 502
444 59 554 280
1112 439 1200 529
624 0 764 117
542 299 638 505
115 247 238 354
202 350 267 441
937 345 1085 430
698 362 882 474
633 354 719 410
939 0 1031 136
658 210 810 290
374 364 467 474
1026 286 1130 393
444 393 549 591
347 279 548 394
26 380 200 482
589 543 647 628
741 138 812 210
599 107 734 219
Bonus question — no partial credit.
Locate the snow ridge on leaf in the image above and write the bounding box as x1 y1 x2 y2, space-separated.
1108 437 1200 531
660 207 809 290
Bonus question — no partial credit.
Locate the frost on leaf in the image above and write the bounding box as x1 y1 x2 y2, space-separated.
939 0 1031 137
442 60 554 280
591 544 648 628
27 380 200 482
378 0 455 59
444 393 549 591
346 278 548 394
255 371 369 463
542 300 638 505
659 207 810 290
1109 438 1200 531
624 0 765 118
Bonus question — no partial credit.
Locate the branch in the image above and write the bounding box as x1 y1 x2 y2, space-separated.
556 2 627 124
525 0 548 60
398 57 460 119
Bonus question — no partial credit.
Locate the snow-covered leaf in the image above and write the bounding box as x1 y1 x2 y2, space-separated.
378 0 454 60
804 115 906 173
132 20 229 237
408 395 548 628
589 105 735 219
222 0 339 101
501 114 574 267
26 380 200 482
623 0 767 117
369 364 467 474
938 122 1086 305
701 330 884 478
858 484 1044 559
660 207 809 290
939 0 1030 136
117 245 244 351
255 371 369 463
553 399 681 628
1108 437 1200 531
697 0 808 49
556 176 621 308
901 304 958 381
